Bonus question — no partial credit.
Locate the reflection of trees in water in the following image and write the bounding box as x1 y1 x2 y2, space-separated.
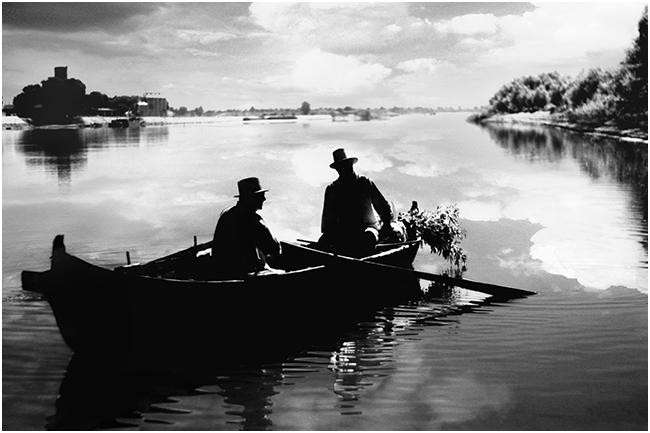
14 127 169 184
18 129 87 184
482 123 648 251
485 124 566 163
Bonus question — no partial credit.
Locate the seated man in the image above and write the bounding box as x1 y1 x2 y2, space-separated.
319 148 393 256
212 177 282 277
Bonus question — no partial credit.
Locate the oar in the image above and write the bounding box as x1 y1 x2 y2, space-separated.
285 242 536 298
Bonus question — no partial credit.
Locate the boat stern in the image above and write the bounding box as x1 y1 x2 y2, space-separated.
21 270 51 294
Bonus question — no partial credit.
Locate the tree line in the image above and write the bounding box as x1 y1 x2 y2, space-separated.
479 7 647 128
11 77 150 125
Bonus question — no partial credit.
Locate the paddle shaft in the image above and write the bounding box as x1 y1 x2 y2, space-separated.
285 242 536 298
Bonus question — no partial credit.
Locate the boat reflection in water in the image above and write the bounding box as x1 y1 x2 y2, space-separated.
45 282 507 430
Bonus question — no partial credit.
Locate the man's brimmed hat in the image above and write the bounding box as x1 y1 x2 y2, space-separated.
235 177 268 197
329 148 358 169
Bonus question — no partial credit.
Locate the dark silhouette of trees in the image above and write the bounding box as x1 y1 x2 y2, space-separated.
13 77 86 125
300 101 311 115
13 84 43 118
614 6 647 126
357 108 371 121
40 76 86 124
488 72 570 113
482 7 647 129
565 69 613 108
84 91 110 114
108 95 139 116
172 106 189 116
11 69 145 123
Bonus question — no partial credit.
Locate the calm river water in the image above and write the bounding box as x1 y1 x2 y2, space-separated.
3 113 647 430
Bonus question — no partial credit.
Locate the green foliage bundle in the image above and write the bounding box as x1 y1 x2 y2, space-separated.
397 204 467 274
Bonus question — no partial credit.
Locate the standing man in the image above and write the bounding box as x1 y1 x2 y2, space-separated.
319 148 393 256
212 177 282 277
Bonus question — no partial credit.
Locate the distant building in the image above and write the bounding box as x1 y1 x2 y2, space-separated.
136 92 169 117
54 66 68 80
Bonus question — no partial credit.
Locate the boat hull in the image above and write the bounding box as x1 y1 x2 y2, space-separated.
22 239 422 362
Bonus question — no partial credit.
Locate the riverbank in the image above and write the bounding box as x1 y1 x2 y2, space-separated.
469 111 648 144
1 114 335 130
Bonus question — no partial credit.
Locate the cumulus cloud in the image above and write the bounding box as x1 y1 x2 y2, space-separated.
434 13 499 35
385 24 402 34
396 58 441 74
177 30 237 44
266 49 391 95
474 3 645 68
248 2 416 53
184 48 220 58
3 2 645 109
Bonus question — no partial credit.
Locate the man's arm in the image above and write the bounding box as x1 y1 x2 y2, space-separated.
255 216 282 257
369 179 393 224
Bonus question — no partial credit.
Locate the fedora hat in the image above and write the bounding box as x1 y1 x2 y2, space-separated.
234 177 268 197
329 148 358 169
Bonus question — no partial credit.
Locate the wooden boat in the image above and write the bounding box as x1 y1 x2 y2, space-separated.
243 115 298 122
108 117 145 128
22 236 422 360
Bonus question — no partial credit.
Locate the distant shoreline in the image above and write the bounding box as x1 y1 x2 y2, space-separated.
1 114 335 130
469 111 648 145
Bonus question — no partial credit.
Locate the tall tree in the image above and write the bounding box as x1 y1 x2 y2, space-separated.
109 95 139 115
615 6 647 125
13 84 43 118
84 91 110 114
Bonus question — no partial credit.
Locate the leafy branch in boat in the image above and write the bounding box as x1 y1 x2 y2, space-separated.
397 203 467 276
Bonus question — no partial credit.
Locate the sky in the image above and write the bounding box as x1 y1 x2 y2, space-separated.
2 1 646 110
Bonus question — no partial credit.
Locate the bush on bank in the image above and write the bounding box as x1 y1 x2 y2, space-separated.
474 7 647 130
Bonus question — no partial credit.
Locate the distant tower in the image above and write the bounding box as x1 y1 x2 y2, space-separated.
54 66 68 80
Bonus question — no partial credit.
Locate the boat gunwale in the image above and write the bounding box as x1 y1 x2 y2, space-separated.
26 239 422 288
125 239 421 284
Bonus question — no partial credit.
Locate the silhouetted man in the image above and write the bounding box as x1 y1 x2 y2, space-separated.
212 177 281 277
319 148 393 256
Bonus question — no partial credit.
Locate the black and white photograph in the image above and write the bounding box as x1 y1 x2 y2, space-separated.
2 1 647 430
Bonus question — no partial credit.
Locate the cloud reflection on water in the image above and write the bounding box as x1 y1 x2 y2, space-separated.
474 123 647 292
